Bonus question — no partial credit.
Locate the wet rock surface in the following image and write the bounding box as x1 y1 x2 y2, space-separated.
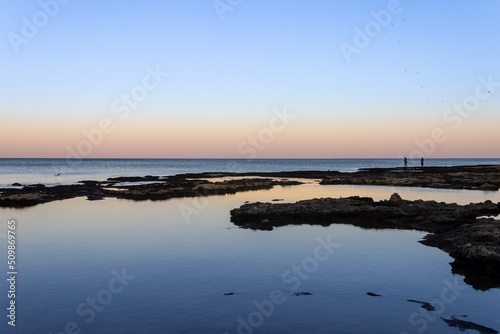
421 219 500 290
2 164 499 208
230 194 500 289
230 194 500 233
152 165 500 191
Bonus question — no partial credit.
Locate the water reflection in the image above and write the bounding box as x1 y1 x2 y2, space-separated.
1 184 499 333
235 183 500 205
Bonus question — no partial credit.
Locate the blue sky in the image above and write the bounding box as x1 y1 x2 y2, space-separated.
1 0 499 158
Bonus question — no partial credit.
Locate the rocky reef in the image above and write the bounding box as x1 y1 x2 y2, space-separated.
320 165 500 191
230 194 500 290
2 164 500 208
154 165 500 191
422 219 500 290
0 178 301 208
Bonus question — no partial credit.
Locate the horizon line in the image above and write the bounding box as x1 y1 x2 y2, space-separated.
1 157 500 160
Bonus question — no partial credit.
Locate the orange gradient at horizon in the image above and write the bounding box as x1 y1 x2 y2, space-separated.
1 113 499 159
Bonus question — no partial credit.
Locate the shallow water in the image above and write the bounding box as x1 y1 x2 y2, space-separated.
2 158 500 188
1 184 500 333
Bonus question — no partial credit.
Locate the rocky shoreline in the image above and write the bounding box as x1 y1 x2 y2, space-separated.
2 164 500 289
0 177 301 208
230 193 500 290
173 165 500 190
320 165 500 191
2 164 499 208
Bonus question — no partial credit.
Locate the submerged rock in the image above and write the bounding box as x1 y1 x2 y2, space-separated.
407 299 436 311
366 292 381 297
441 316 498 334
293 292 312 296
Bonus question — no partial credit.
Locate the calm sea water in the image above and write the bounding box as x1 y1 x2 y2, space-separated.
1 158 500 188
1 159 500 333
1 185 500 333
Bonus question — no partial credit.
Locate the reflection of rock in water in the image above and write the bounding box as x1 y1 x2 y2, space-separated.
451 261 500 292
0 177 302 208
423 219 500 291
230 194 500 290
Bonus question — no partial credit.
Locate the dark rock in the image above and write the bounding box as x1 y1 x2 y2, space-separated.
407 299 436 311
272 199 284 202
107 176 161 182
421 219 500 290
0 176 301 209
441 316 498 334
117 178 296 202
230 195 500 234
257 219 273 231
293 292 312 296
224 292 235 296
174 171 337 180
366 292 381 297
11 183 22 187
480 183 498 191
389 192 403 204
320 165 500 191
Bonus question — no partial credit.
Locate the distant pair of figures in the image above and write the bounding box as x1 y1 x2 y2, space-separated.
404 157 424 168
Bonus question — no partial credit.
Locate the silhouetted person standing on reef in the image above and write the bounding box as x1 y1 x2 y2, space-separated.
404 157 408 168
421 157 424 168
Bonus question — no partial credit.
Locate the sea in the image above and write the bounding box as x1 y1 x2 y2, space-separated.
1 158 500 188
1 158 500 333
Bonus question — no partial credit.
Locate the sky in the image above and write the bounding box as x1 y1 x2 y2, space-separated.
1 0 499 158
